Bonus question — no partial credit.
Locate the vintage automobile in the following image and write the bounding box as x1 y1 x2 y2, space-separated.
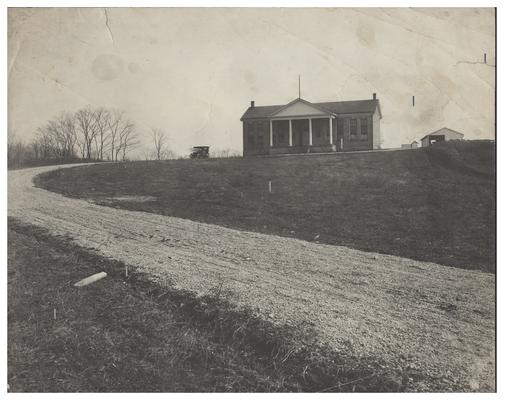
190 146 210 159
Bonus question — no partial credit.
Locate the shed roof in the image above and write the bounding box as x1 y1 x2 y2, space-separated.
420 127 465 141
241 98 381 120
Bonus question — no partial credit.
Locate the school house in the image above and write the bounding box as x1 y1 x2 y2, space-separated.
240 94 382 156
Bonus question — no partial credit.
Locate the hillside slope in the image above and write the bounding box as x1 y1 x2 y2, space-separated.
9 163 496 391
37 140 495 272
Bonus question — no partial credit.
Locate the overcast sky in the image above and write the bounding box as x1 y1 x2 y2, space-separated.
8 7 495 156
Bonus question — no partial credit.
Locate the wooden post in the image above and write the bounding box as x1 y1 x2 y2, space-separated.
268 181 272 193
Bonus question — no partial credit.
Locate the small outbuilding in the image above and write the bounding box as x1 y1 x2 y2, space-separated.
401 140 419 149
420 127 464 147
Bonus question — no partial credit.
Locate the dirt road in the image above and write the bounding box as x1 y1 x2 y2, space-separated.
8 164 495 391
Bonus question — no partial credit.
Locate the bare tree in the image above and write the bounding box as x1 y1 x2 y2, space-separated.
150 128 168 160
33 126 56 159
8 130 32 168
60 112 78 159
75 107 98 160
108 109 123 161
112 117 139 161
93 107 111 161
23 106 140 166
142 148 153 160
41 112 78 159
116 120 138 161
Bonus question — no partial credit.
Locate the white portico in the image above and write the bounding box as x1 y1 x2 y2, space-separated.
268 98 335 148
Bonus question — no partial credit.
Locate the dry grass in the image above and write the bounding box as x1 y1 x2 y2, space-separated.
8 218 407 392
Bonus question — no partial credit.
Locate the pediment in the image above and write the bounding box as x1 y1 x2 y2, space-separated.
271 99 330 118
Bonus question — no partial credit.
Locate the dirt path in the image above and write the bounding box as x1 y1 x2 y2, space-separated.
8 164 495 391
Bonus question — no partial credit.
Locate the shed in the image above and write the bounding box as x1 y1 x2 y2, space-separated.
420 128 464 147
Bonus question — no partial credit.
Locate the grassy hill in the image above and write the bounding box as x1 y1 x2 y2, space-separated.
36 140 496 272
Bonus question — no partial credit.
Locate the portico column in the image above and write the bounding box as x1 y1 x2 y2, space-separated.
329 117 333 144
309 118 313 146
269 120 273 147
289 119 293 146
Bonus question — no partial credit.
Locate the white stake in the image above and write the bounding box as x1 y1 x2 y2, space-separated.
53 308 56 320
125 265 128 278
268 180 272 193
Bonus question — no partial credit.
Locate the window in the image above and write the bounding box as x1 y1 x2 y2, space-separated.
258 133 264 146
360 118 368 140
248 134 255 146
272 120 289 146
350 119 357 137
336 118 344 138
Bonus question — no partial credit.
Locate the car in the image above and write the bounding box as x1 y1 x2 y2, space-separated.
190 146 210 159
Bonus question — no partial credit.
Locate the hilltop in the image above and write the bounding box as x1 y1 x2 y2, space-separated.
36 140 495 272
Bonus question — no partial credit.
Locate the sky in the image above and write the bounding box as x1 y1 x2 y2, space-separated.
8 7 495 156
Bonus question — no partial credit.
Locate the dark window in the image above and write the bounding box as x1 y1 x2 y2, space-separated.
272 120 289 146
350 119 357 136
258 133 264 146
336 118 344 138
360 118 368 140
248 134 255 145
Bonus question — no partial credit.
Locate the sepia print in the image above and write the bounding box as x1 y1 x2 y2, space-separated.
7 7 496 393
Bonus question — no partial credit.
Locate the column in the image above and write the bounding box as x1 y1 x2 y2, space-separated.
309 118 313 146
329 117 333 144
289 119 293 146
269 120 273 147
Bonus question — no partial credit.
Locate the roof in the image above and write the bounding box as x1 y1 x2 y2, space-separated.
420 127 465 141
241 98 381 120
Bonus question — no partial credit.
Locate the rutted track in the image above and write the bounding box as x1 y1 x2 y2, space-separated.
8 164 495 391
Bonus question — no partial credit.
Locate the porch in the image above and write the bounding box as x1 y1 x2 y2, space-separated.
268 116 340 151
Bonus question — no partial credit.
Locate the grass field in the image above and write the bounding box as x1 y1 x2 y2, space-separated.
37 140 495 272
8 219 406 392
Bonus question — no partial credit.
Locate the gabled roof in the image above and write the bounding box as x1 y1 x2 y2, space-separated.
420 127 464 141
269 98 335 117
241 98 381 120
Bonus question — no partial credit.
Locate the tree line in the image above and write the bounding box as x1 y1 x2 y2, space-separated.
8 106 243 169
8 106 140 168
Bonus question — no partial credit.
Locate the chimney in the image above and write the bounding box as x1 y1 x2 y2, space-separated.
250 100 255 108
372 93 377 100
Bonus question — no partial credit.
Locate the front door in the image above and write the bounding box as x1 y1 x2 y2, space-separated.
292 119 309 147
